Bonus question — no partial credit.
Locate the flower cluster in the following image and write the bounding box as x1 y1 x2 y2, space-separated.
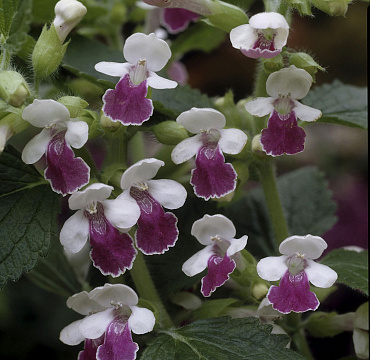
12 1 342 358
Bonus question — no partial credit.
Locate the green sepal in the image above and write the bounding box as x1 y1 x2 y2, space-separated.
151 120 189 145
57 95 89 118
32 24 69 80
285 0 312 15
262 54 284 74
288 52 324 81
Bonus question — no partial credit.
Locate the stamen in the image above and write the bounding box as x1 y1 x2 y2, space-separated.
130 59 148 85
133 181 149 191
86 201 98 214
211 235 221 242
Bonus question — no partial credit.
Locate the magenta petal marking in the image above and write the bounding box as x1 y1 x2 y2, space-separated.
97 316 139 360
267 270 319 314
201 254 236 297
102 74 153 126
86 203 137 277
44 131 89 195
261 110 306 156
79 335 104 360
162 8 199 34
130 188 178 255
241 48 281 59
191 143 237 200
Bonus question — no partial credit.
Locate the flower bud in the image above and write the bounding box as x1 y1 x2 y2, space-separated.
152 120 189 145
262 54 284 74
53 0 87 43
0 71 30 107
100 114 121 130
0 124 13 154
252 134 266 157
288 52 324 80
58 96 88 118
32 24 69 79
353 302 369 360
0 112 29 153
310 0 350 16
252 282 269 300
307 311 355 337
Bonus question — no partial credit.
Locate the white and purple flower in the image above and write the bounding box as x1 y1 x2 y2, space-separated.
95 32 177 126
21 99 90 196
60 283 155 360
182 214 248 297
245 65 322 156
117 158 187 255
161 8 199 34
171 108 248 200
60 183 140 277
257 235 338 314
230 12 289 59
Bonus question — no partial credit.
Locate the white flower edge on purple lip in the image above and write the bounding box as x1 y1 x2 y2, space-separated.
256 235 338 314
60 183 140 277
94 32 177 90
60 284 155 360
182 214 248 297
118 158 187 255
230 12 289 59
21 99 90 195
244 66 322 157
171 108 248 200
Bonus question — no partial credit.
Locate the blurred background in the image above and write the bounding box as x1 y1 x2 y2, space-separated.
0 1 367 359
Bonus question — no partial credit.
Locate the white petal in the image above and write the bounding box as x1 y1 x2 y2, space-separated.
120 158 164 190
182 246 214 277
21 128 51 164
256 256 288 281
79 308 115 339
89 283 138 308
22 99 70 127
128 306 155 334
147 71 177 89
67 291 105 315
124 33 171 72
171 134 202 164
244 97 274 117
94 62 131 77
274 27 289 50
249 12 290 30
229 24 257 50
293 101 322 122
279 235 327 260
191 214 236 246
176 108 226 133
353 328 369 359
103 197 140 229
65 120 89 149
227 235 248 256
64 241 91 284
69 183 114 210
305 260 337 288
60 210 90 253
147 179 187 209
266 66 313 100
218 128 248 154
60 319 85 345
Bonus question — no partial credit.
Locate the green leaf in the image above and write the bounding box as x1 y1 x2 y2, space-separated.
0 146 59 288
4 0 32 54
303 80 368 130
0 0 18 37
320 249 368 296
170 22 226 56
141 317 305 360
225 167 337 257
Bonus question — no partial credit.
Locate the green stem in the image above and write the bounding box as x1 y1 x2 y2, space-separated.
130 252 174 329
0 46 11 70
257 159 289 246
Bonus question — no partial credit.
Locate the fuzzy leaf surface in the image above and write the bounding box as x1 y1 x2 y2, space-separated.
303 80 368 129
320 249 368 296
0 147 59 288
141 317 305 360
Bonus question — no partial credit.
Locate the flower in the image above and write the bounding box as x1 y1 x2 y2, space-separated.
60 183 140 277
117 158 187 255
161 8 199 34
256 235 338 314
182 214 248 297
245 65 322 156
60 283 155 360
95 32 177 126
230 12 289 59
21 99 90 195
53 0 87 43
171 107 248 200
141 0 214 15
